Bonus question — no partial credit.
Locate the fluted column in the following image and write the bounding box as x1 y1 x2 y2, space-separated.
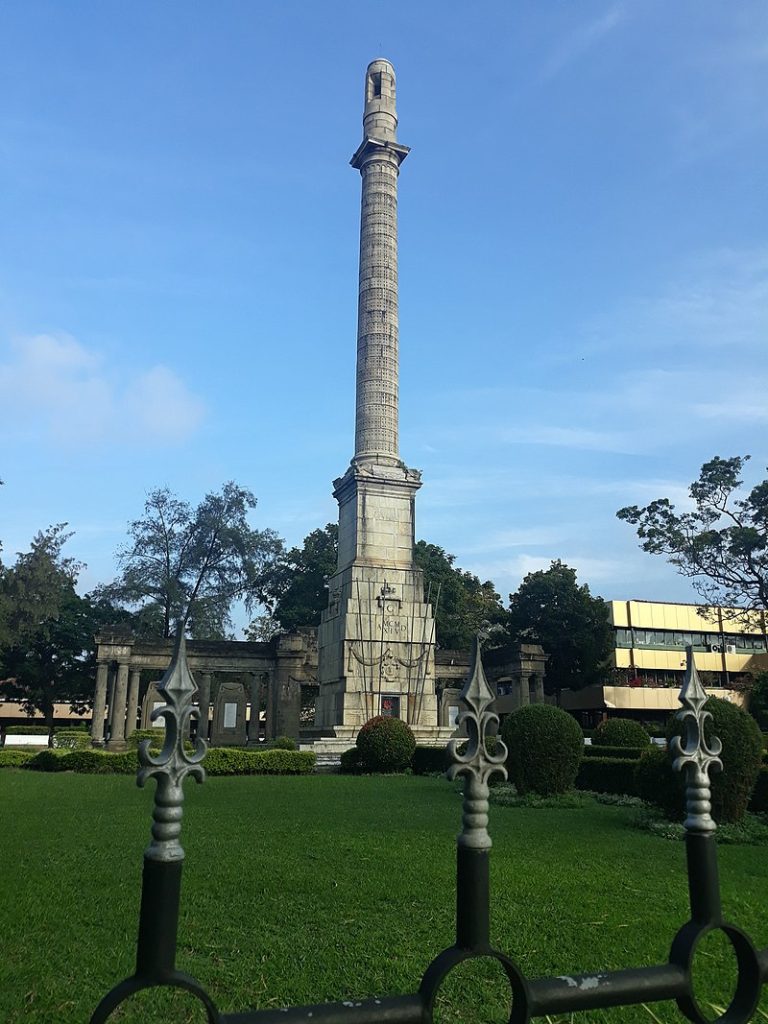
197 672 211 742
91 661 109 747
106 662 130 751
351 59 409 464
126 670 141 738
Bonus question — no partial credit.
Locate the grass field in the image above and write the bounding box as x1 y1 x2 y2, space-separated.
1 772 767 1024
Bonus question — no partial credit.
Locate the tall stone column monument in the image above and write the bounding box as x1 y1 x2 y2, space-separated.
315 60 447 744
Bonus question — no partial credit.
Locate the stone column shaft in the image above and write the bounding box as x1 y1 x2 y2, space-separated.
106 662 130 751
248 673 263 746
91 662 109 747
197 672 211 742
351 59 408 463
125 670 140 738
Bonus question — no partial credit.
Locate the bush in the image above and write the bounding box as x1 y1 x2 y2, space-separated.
356 716 416 773
53 730 92 750
270 735 297 751
668 697 763 824
0 750 36 768
202 748 315 776
576 756 639 796
582 745 647 760
411 746 449 776
635 747 685 820
339 747 365 774
592 718 650 748
5 725 51 736
25 749 67 772
749 767 768 814
501 704 582 796
127 728 164 749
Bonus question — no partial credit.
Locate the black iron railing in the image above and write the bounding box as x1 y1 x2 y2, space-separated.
90 638 767 1024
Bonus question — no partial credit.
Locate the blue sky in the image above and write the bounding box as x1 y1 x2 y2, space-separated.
1 1 766 630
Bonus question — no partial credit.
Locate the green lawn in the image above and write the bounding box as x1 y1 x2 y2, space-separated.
0 773 766 1024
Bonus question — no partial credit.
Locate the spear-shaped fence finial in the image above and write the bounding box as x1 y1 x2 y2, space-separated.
670 646 722 835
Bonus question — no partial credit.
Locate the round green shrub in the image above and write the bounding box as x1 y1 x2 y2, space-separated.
356 716 416 773
592 718 650 748
668 697 763 824
501 704 583 796
339 747 365 774
127 728 163 749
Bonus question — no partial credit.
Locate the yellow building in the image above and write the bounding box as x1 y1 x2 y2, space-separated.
561 599 767 726
609 599 767 688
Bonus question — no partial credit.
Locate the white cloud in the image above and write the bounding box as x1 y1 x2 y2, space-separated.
0 332 205 446
538 3 627 83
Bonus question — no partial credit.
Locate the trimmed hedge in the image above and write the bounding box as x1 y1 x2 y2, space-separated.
502 704 582 796
0 749 37 768
592 718 650 748
582 744 646 761
12 746 315 776
635 746 683 819
356 716 416 773
53 730 92 750
127 728 163 749
749 767 768 814
5 725 51 736
202 748 315 775
269 735 297 751
412 746 448 775
576 756 639 795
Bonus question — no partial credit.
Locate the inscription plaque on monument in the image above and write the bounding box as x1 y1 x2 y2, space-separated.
223 703 237 729
380 694 400 719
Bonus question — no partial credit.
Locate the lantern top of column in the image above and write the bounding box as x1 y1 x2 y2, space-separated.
363 57 398 143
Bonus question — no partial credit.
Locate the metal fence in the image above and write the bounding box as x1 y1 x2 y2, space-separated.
89 637 767 1023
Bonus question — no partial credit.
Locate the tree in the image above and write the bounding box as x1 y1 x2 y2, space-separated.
617 456 768 631
99 482 283 639
506 559 612 697
253 524 338 635
0 525 97 730
413 541 505 649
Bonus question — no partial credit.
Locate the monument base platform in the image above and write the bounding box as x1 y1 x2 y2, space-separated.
302 725 456 768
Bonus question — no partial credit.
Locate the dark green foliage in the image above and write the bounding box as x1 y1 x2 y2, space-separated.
668 697 763 823
747 673 768 730
26 749 67 772
592 718 650 748
4 725 50 735
617 455 768 614
582 744 647 760
635 747 685 819
356 716 416 773
413 541 505 649
256 524 338 634
501 704 582 795
411 746 449 775
0 750 36 768
339 747 365 774
506 560 612 696
270 735 297 751
0 525 97 726
748 767 768 813
576 756 639 795
127 728 162 749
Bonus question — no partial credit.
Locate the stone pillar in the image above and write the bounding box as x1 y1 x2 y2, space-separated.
248 673 263 746
106 664 116 737
106 662 130 751
125 670 141 738
197 672 212 742
265 670 276 741
351 59 409 465
535 674 545 704
91 661 109 747
518 675 530 707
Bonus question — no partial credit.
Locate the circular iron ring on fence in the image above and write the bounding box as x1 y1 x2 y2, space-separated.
669 921 762 1024
419 945 530 1024
89 970 221 1024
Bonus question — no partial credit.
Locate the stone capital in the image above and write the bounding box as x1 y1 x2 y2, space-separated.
350 137 409 170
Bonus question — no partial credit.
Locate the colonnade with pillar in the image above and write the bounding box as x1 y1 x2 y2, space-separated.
91 630 318 748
